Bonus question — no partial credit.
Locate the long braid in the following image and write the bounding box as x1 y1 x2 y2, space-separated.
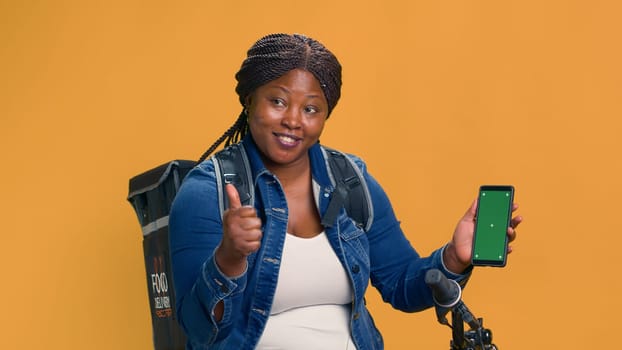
196 111 247 164
196 33 342 164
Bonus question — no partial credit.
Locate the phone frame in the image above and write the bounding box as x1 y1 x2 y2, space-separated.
471 185 514 267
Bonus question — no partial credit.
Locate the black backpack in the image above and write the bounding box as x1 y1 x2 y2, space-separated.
126 144 372 350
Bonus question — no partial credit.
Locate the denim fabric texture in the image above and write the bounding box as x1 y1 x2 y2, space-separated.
169 135 470 349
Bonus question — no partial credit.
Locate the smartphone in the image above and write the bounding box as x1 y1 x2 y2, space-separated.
471 185 514 267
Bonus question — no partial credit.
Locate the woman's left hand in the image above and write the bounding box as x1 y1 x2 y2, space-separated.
443 201 523 274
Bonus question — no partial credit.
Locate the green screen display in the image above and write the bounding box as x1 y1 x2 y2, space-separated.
473 187 513 264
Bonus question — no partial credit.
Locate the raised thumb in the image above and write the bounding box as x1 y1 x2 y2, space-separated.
225 183 242 209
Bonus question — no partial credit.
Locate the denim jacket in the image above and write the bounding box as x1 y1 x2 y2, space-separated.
169 135 471 350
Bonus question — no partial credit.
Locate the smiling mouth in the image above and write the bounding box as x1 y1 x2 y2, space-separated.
274 132 302 146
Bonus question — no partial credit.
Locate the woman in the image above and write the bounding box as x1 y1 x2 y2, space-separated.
169 33 522 350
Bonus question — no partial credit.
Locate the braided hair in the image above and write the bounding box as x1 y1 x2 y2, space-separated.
197 33 342 163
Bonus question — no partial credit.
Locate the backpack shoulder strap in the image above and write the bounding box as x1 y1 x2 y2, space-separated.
213 143 254 218
320 146 373 231
212 143 373 231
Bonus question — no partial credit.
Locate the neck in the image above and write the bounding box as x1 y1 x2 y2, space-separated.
265 156 311 187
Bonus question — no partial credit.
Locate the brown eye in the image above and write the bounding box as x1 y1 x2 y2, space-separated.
272 98 285 106
304 105 319 114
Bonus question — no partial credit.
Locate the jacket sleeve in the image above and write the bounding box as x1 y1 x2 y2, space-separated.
353 157 471 312
169 160 248 347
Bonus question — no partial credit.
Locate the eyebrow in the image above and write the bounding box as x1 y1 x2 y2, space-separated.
269 85 322 99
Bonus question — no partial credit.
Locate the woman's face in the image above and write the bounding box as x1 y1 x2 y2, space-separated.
247 69 328 170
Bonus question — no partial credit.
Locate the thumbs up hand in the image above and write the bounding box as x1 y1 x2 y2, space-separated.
215 184 263 277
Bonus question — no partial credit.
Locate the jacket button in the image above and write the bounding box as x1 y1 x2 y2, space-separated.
353 312 360 320
351 264 360 273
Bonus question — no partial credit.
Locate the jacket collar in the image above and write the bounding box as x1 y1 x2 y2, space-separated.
240 134 334 189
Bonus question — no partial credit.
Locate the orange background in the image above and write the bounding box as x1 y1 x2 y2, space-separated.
2 1 621 349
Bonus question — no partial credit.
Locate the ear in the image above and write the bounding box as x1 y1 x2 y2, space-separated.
243 96 251 117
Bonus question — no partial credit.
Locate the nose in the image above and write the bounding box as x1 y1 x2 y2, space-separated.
281 107 302 129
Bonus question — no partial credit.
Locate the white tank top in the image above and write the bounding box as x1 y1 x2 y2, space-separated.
256 232 357 349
